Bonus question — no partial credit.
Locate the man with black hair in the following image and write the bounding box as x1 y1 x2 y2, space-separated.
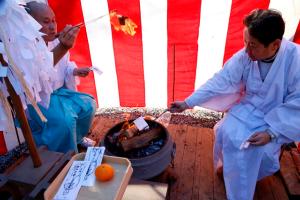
170 9 300 200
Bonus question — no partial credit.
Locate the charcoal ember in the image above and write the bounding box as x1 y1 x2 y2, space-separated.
125 138 164 158
113 131 122 138
123 125 138 138
107 135 115 144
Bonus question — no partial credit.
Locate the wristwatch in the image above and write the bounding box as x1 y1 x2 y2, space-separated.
266 129 276 140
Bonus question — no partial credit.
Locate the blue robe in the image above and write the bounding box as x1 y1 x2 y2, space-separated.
28 87 96 153
185 39 300 200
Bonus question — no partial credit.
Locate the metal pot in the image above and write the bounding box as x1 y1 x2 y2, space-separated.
101 119 176 179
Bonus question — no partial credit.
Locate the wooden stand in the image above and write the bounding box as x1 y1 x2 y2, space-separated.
1 54 41 167
4 77 42 167
0 55 74 199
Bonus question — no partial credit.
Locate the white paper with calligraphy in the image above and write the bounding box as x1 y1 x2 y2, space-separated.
82 147 105 186
54 161 90 200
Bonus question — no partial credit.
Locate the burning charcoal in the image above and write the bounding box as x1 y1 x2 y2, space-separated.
107 135 114 144
146 144 161 155
107 131 123 144
155 139 164 146
124 125 139 138
113 131 122 138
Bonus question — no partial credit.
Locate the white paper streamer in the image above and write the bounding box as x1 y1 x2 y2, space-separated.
0 0 57 122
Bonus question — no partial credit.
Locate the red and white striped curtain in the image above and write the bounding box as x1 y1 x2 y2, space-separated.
1 0 300 154
48 0 300 108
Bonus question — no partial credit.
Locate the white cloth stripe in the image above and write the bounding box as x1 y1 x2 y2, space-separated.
194 0 232 90
195 0 231 89
140 0 168 108
269 0 300 40
80 0 120 107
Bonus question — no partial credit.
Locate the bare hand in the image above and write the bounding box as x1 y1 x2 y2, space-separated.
58 25 80 50
247 131 271 146
169 101 189 113
73 67 90 77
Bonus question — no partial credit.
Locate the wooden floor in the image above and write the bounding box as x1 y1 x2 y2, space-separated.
89 116 289 200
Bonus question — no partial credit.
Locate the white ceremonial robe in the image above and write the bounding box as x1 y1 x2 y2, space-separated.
28 39 96 153
185 39 300 200
48 39 78 91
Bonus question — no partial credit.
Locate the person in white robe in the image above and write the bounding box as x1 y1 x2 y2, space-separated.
170 9 300 200
26 1 96 153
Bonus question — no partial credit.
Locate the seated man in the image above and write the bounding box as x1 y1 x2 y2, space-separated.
170 9 300 200
26 1 96 153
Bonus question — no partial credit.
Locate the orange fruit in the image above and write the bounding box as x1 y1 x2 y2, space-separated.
95 163 115 182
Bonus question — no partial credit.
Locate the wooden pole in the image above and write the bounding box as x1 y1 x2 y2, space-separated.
1 55 42 167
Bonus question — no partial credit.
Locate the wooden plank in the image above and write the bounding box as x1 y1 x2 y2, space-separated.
176 126 198 200
254 174 289 200
212 129 226 200
168 124 188 200
280 150 300 197
213 172 226 200
290 149 300 175
269 173 289 200
192 127 203 200
7 148 64 185
198 128 214 199
254 176 275 200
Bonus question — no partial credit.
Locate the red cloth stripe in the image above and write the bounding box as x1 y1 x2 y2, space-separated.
48 0 98 104
0 131 7 155
107 0 145 107
167 0 201 104
223 0 270 64
293 20 300 44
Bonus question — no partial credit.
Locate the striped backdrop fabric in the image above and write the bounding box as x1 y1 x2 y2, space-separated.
1 0 300 154
49 0 300 108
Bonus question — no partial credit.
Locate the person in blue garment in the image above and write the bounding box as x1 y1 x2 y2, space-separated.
170 9 300 200
26 1 96 153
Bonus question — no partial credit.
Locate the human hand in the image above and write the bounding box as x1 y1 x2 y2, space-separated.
169 101 189 113
247 131 271 146
58 25 80 50
73 67 90 77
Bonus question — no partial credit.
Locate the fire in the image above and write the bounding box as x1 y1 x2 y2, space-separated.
109 10 138 36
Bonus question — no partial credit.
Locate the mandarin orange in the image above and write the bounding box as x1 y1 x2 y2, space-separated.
95 163 115 182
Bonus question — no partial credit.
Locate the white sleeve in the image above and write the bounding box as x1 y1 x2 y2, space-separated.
64 52 80 91
185 50 247 111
